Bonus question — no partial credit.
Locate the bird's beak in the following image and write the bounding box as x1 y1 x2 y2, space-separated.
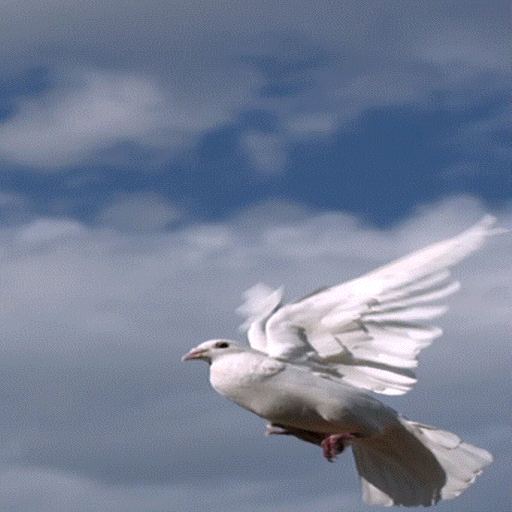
182 348 208 361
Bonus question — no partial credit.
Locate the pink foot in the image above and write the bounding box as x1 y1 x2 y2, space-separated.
321 433 357 462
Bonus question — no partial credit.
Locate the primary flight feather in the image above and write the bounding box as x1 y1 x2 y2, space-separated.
183 216 501 506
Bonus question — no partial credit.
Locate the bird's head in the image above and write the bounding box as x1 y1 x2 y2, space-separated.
182 339 242 363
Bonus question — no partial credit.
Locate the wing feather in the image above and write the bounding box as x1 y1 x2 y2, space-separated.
238 216 504 394
236 282 283 352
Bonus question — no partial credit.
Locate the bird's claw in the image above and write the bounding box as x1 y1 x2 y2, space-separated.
321 433 357 462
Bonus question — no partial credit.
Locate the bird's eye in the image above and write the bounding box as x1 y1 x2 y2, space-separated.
215 341 229 349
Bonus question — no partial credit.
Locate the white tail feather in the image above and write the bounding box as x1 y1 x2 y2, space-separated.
351 417 492 506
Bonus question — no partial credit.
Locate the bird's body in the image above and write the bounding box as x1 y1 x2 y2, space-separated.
209 348 396 437
183 216 502 506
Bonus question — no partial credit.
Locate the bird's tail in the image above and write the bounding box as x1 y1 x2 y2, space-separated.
350 417 493 506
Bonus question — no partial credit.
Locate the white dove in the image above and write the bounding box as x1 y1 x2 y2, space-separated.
183 216 502 506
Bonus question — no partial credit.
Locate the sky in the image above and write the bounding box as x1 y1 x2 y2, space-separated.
0 1 510 511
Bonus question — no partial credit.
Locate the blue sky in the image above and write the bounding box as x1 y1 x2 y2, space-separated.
0 1 510 511
0 65 509 226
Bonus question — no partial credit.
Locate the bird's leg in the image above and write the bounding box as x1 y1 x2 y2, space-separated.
265 423 326 445
266 424 360 458
321 433 358 462
265 423 291 436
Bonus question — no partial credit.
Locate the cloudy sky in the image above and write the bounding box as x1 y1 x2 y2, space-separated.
0 1 510 511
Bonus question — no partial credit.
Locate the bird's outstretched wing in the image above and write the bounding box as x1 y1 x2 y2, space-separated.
237 215 504 395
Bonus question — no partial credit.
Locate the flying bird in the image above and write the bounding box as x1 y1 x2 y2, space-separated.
183 216 502 506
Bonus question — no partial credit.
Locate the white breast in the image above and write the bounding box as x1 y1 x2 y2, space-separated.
209 352 285 405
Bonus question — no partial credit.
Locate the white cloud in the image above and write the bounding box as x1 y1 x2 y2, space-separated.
0 70 165 168
98 193 181 232
0 197 510 512
19 218 84 243
287 113 338 138
241 132 287 174
334 68 434 109
2 195 507 358
0 0 507 170
0 466 367 512
0 66 260 170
